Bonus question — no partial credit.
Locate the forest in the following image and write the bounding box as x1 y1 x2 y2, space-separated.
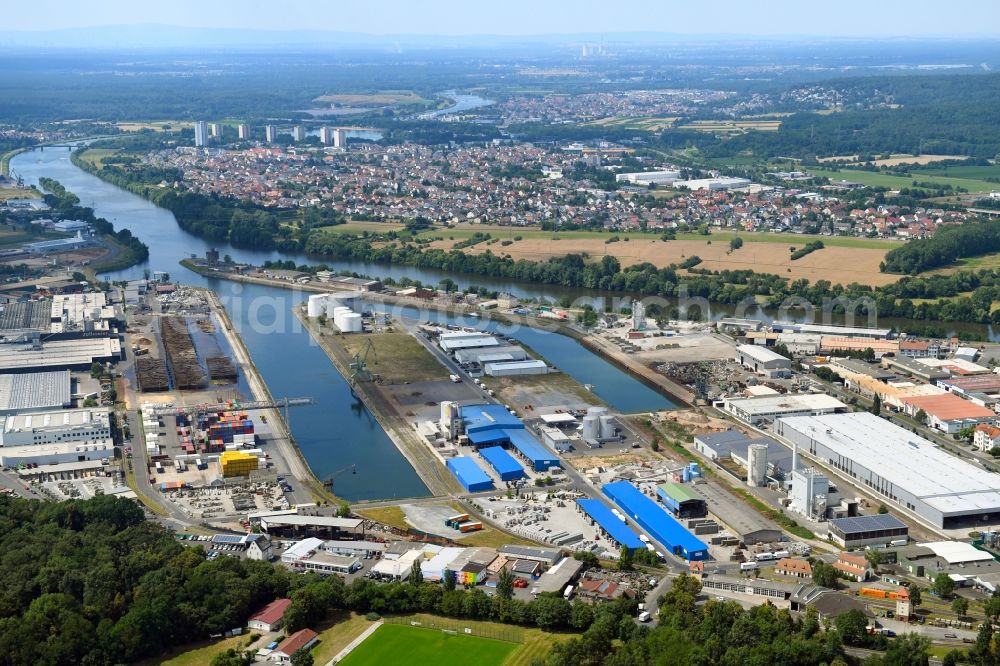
880 219 1000 274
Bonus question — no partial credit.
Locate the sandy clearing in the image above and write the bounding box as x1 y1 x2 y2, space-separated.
428 237 896 286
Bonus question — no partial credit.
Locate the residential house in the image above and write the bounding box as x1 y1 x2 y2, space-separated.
271 628 318 663
775 558 813 579
974 424 1000 452
248 598 291 633
833 552 871 582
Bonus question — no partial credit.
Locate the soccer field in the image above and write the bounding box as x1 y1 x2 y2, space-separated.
338 623 517 666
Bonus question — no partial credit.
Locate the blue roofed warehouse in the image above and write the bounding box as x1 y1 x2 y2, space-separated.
460 404 560 472
603 481 709 561
447 456 495 493
479 446 526 481
576 499 645 551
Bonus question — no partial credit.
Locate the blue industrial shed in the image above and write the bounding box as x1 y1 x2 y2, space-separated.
602 481 709 561
479 446 526 481
576 499 645 551
460 403 560 472
447 456 495 493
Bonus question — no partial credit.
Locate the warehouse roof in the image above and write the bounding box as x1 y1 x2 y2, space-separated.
900 393 995 421
0 370 71 413
777 413 1000 517
484 359 548 372
260 515 364 530
736 344 790 364
446 456 494 490
539 413 577 425
603 481 709 558
2 407 109 434
0 336 121 371
831 358 895 381
829 514 908 536
461 404 522 433
940 375 1000 394
533 556 585 594
921 541 995 565
657 481 705 504
479 446 525 478
504 429 560 469
725 393 846 416
576 498 645 550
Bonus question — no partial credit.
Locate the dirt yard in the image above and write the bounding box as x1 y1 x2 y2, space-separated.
429 237 896 286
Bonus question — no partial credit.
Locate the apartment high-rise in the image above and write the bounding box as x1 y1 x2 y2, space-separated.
319 126 333 145
291 126 305 142
209 122 223 138
194 121 208 147
265 125 278 143
237 123 250 140
333 128 347 149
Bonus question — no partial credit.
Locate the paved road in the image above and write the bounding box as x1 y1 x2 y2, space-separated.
0 469 47 500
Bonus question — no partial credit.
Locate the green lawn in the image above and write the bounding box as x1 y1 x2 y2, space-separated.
922 164 1000 180
809 167 997 193
308 612 374 664
338 623 517 666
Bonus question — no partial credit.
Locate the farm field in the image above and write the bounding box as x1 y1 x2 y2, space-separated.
318 221 407 235
921 164 1000 180
678 119 782 133
816 154 966 167
116 120 192 133
338 623 516 666
425 234 898 285
809 167 998 193
585 116 678 131
76 148 122 169
315 91 429 106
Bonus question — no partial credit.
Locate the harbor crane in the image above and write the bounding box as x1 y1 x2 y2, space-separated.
148 397 316 428
349 338 376 383
322 464 358 493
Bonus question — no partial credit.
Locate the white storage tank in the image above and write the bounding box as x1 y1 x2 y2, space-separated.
340 312 363 333
330 304 351 318
599 415 616 440
747 443 768 487
582 415 600 441
307 294 327 317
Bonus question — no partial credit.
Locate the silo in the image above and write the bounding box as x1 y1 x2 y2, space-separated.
747 443 768 487
599 415 616 440
581 414 600 441
340 313 363 333
307 294 326 317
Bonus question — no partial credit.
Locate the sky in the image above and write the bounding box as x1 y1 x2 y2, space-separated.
3 0 999 37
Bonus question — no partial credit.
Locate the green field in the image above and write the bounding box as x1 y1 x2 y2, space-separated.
921 164 1000 180
339 623 517 666
76 148 122 169
810 167 998 193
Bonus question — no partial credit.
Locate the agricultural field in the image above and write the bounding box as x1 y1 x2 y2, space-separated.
76 148 122 169
116 120 192 133
315 91 430 107
585 116 678 131
340 332 449 384
921 164 1000 180
0 186 40 201
338 623 517 666
425 234 898 286
677 119 782 133
318 221 407 235
817 154 967 167
809 167 998 193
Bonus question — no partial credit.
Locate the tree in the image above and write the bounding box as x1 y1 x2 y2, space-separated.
878 503 889 514
909 585 922 607
532 595 571 629
880 633 931 666
90 362 104 379
442 568 456 592
914 409 928 424
211 649 255 666
290 647 314 666
983 594 1000 620
573 551 598 568
865 549 884 571
952 597 969 617
834 609 869 647
336 501 351 518
618 545 634 571
410 558 423 586
870 394 882 416
957 425 976 442
730 237 744 251
933 573 956 599
812 561 839 588
496 567 515 601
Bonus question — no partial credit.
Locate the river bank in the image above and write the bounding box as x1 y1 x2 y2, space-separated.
181 259 696 407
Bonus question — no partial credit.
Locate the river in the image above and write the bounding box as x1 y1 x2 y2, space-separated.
419 91 494 118
10 145 675 500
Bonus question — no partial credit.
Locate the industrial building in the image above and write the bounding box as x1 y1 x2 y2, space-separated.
460 404 560 472
735 344 792 378
454 345 527 364
820 337 899 357
772 322 892 339
539 425 572 452
615 170 681 185
602 481 709 561
50 293 116 333
478 446 526 481
0 407 110 447
438 331 500 353
723 393 846 425
446 456 495 492
694 430 792 482
258 514 365 539
576 498 645 551
25 233 91 255
656 481 708 518
0 336 121 372
484 359 548 376
776 412 1000 528
899 393 996 434
828 514 909 549
0 370 72 414
0 300 52 334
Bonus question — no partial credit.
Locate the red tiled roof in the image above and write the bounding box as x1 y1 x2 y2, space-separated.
901 393 995 420
250 598 291 626
276 628 317 656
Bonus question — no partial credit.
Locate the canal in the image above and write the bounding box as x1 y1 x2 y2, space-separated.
10 146 676 500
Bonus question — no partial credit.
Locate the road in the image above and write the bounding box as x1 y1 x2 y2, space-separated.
0 469 47 500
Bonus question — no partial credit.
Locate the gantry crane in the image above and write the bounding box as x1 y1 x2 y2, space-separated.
322 464 358 493
349 338 376 383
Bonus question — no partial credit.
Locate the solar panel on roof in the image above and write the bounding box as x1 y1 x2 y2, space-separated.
829 514 907 535
211 534 245 543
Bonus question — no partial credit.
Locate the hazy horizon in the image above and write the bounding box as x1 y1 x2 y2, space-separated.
2 0 999 39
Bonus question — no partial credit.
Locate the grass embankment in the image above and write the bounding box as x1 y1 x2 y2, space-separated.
152 634 256 666
0 147 32 178
354 505 410 530
309 612 374 664
340 331 449 384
